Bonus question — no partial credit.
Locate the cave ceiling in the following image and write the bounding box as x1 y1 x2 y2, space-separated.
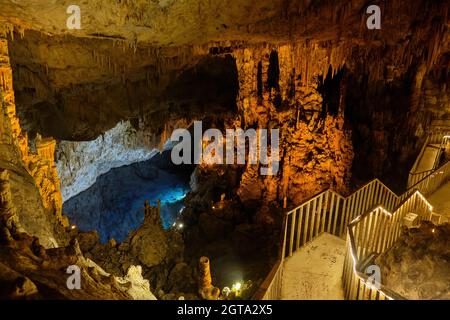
0 0 449 140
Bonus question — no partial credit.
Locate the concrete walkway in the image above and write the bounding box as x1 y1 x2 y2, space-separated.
427 180 450 217
281 232 346 300
415 145 440 173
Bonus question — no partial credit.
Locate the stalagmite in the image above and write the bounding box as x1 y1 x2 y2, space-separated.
198 256 220 300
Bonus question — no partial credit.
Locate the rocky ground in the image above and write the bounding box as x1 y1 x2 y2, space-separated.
74 163 277 300
75 215 190 300
0 168 156 300
376 222 450 300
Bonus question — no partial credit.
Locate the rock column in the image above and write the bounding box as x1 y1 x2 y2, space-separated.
198 256 220 300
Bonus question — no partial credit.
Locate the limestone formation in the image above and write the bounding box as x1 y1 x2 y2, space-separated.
0 171 156 299
0 169 22 239
110 265 157 300
0 0 448 301
229 46 354 224
73 199 186 299
376 222 450 300
198 256 220 300
55 118 192 201
129 201 168 268
0 38 65 228
0 170 15 222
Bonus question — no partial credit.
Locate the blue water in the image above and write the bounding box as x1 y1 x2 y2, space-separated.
63 155 192 243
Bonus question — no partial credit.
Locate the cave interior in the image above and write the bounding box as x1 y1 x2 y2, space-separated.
0 0 449 301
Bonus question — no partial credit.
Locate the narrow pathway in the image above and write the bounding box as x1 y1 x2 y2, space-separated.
415 145 440 173
427 180 450 218
281 233 345 300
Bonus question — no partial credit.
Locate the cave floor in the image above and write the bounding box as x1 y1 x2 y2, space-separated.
281 232 346 300
427 180 450 218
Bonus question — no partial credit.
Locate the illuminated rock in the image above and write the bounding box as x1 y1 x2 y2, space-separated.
231 45 354 224
198 256 220 300
0 38 66 228
0 170 15 222
0 169 157 299
129 201 168 267
0 169 23 238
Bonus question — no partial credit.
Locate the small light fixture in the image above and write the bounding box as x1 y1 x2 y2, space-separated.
178 223 184 229
232 282 242 292
432 228 435 233
70 225 76 230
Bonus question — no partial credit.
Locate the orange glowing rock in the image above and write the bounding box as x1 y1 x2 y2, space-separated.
0 38 65 227
231 45 354 222
198 256 220 300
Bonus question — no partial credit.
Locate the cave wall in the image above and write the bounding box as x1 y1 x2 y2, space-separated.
1 38 158 300
56 118 193 201
421 58 450 120
232 45 354 223
1 1 447 191
345 55 450 189
7 31 239 140
7 31 239 202
1 38 66 247
56 121 158 202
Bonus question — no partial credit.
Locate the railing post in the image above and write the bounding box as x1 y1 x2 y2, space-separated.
288 210 296 257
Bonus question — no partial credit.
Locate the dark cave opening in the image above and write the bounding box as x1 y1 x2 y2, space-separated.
344 70 416 190
267 50 280 91
267 50 283 108
63 150 195 243
257 61 263 98
318 66 345 117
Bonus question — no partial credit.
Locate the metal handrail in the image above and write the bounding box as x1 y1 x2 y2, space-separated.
408 133 450 188
410 135 431 175
254 132 450 300
343 190 445 300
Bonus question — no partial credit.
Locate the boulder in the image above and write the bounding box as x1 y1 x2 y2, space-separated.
130 226 168 268
165 262 196 293
77 231 100 252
